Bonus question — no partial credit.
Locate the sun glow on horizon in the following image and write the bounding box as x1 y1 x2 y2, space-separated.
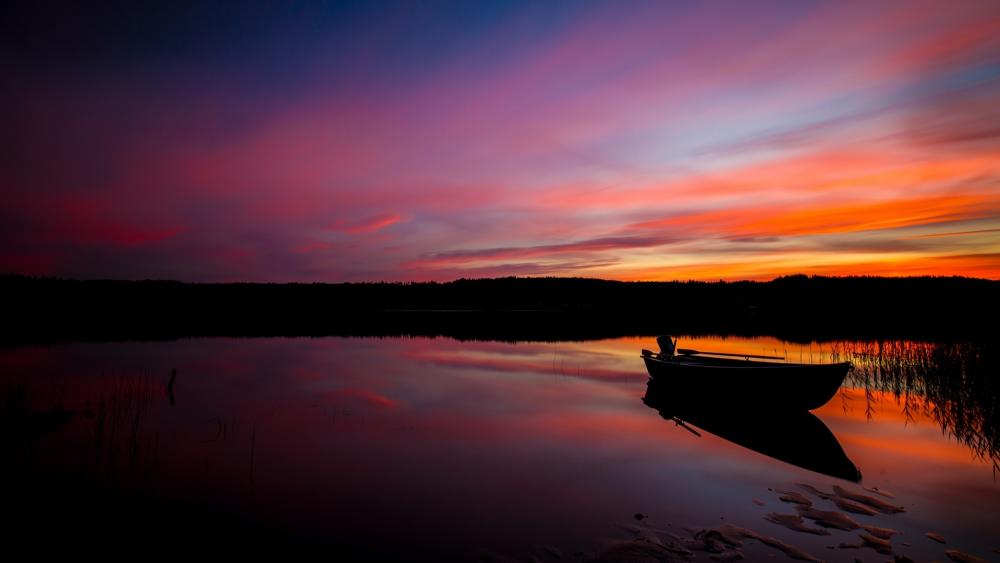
3 1 1000 281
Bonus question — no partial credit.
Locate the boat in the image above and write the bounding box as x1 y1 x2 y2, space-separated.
640 336 851 411
642 379 862 482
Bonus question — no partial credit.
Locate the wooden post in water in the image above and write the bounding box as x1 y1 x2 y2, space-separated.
167 368 176 407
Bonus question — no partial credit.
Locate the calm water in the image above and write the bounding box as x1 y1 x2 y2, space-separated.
2 336 997 561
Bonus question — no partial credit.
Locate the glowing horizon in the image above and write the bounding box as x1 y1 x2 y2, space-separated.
3 1 1000 281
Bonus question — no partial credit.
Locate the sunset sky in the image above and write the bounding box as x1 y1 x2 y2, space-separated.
3 0 1000 281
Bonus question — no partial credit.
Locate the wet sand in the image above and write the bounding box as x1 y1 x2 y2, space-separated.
538 481 992 563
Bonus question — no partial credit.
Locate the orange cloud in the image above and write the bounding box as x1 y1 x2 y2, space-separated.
736 193 1000 238
616 251 1000 281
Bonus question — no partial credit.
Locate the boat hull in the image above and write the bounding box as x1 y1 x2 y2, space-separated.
641 354 851 411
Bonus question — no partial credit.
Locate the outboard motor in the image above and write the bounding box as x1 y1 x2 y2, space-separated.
656 335 677 356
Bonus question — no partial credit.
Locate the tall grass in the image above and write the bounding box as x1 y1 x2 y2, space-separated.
833 340 999 474
92 375 158 488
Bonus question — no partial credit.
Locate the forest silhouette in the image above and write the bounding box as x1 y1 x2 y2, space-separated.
3 273 996 346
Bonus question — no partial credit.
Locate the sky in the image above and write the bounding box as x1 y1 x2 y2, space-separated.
3 0 1000 282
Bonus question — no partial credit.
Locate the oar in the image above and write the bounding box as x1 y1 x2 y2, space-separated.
672 417 701 437
676 348 785 360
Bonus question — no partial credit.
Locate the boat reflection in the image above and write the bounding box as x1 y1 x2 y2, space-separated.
642 378 862 482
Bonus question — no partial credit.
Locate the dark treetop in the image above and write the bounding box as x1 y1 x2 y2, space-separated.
2 273 997 346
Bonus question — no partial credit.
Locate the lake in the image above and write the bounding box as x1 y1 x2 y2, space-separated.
2 335 997 561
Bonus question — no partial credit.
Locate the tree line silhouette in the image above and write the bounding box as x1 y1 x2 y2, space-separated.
2 273 996 346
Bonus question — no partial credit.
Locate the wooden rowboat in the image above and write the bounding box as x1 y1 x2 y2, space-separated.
640 337 851 411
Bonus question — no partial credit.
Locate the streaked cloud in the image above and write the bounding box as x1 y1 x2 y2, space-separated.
2 0 999 280
328 213 405 235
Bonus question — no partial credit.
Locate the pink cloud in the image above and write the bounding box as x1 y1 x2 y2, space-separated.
406 351 637 382
3 1 1000 280
325 387 399 409
327 213 405 234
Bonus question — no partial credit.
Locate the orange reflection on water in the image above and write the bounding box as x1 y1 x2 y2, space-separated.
817 387 995 470
3 335 998 561
821 394 970 464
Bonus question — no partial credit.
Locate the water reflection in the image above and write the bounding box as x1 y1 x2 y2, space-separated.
1 335 997 560
642 379 862 482
834 340 999 474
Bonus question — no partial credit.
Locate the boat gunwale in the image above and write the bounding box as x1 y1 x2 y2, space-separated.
642 353 852 371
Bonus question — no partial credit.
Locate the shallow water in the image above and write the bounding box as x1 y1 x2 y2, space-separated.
2 335 997 561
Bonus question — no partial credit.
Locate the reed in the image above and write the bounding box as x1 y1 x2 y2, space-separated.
834 340 999 473
92 374 158 487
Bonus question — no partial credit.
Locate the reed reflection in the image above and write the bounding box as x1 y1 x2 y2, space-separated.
1 335 998 560
833 340 999 474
